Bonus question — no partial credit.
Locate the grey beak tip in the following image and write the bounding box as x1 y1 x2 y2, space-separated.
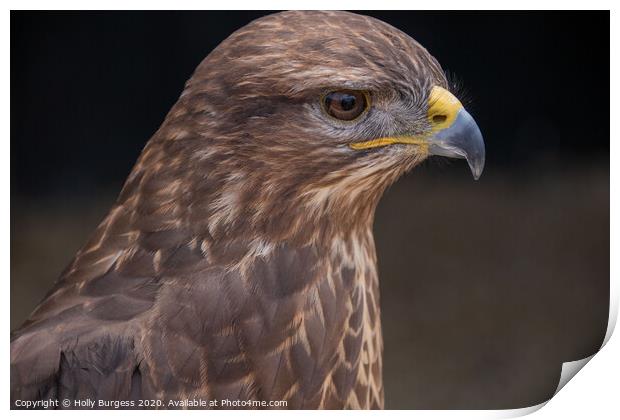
468 156 485 180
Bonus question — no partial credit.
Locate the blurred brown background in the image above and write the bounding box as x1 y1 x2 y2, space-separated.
11 11 609 409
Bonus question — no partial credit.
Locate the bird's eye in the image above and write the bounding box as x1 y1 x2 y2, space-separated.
323 90 368 121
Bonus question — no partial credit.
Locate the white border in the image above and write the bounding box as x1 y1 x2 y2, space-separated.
4 2 616 418
2 0 618 10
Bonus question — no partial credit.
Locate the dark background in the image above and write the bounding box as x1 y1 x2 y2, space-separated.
11 11 609 409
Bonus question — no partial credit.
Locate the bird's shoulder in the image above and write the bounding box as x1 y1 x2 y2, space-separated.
10 198 215 405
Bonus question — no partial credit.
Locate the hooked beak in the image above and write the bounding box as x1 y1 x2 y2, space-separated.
349 86 486 180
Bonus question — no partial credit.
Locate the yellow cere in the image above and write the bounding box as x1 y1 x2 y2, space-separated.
349 85 463 150
426 85 463 132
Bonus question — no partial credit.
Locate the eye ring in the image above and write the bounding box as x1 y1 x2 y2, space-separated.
321 90 370 122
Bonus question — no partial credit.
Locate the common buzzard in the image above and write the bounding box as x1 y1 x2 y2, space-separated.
11 11 485 409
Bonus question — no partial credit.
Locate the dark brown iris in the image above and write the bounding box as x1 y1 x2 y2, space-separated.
323 90 368 121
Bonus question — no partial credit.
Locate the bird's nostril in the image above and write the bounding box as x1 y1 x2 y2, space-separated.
432 114 447 124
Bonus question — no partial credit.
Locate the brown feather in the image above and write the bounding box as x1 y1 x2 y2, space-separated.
12 10 448 409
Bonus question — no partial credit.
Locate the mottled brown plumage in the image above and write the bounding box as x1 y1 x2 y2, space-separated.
11 11 459 409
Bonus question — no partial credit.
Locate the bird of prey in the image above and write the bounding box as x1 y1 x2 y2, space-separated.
11 11 484 409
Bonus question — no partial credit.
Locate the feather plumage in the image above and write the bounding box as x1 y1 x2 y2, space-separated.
12 10 448 409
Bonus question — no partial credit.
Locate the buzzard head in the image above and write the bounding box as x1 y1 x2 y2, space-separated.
137 11 485 244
